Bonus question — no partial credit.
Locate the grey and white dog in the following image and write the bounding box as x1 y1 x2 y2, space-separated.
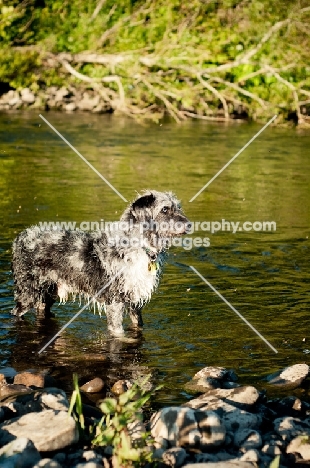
11 190 189 336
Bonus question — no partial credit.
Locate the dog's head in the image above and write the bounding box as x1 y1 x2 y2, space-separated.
121 190 190 248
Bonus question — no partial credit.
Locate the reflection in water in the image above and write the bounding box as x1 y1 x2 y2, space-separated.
0 112 309 405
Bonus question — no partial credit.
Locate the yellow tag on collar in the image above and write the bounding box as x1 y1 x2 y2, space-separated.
148 262 157 275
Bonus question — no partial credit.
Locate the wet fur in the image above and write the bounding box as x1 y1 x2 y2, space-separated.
11 190 189 336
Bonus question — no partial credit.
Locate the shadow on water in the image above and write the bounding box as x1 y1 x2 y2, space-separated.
0 111 310 405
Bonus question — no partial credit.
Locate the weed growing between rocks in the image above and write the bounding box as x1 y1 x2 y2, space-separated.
69 374 160 467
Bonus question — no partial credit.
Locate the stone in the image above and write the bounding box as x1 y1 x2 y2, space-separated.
0 383 33 400
111 380 130 395
0 374 6 386
82 450 102 462
80 377 105 393
54 87 69 102
127 419 146 442
262 444 282 456
39 388 69 411
14 372 45 388
20 88 36 104
75 463 103 468
184 377 220 393
265 363 309 389
33 459 62 467
234 428 262 450
65 102 77 112
287 435 310 460
274 416 310 442
202 386 260 407
162 447 187 467
52 452 66 464
194 453 218 463
0 409 78 451
150 407 225 450
193 366 238 382
184 393 262 432
78 93 100 111
0 437 41 468
239 450 259 462
183 463 256 467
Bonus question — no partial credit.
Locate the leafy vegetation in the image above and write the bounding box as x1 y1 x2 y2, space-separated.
0 0 310 123
69 374 158 467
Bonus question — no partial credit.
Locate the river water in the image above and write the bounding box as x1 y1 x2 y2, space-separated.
0 111 309 405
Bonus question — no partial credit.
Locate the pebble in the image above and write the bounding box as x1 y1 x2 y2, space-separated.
80 377 105 393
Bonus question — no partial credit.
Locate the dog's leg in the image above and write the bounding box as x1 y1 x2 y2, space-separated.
105 301 125 336
128 305 143 328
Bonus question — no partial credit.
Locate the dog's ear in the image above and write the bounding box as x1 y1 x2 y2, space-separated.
121 193 155 223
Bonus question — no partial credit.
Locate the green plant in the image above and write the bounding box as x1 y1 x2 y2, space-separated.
93 377 159 467
269 455 280 468
68 374 160 467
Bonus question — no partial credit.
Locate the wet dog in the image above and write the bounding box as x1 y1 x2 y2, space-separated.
12 190 189 336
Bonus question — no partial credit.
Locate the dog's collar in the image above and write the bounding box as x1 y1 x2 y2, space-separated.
143 247 158 261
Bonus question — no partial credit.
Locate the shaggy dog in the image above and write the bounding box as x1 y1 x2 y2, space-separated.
11 190 189 336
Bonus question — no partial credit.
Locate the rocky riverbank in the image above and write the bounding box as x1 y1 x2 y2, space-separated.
0 87 112 114
0 86 251 120
0 363 309 467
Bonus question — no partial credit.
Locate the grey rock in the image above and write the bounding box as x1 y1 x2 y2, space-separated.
265 363 309 389
75 463 103 468
0 409 78 451
33 459 62 468
183 462 256 467
203 386 260 407
150 407 225 450
184 377 220 393
0 91 16 104
53 452 66 464
274 416 310 442
39 388 69 411
234 428 262 450
194 453 218 463
54 87 69 102
0 383 33 400
80 377 105 393
193 366 238 382
65 102 77 112
0 437 41 468
287 435 310 460
162 447 187 467
215 452 234 461
262 444 282 456
127 419 146 442
82 450 102 462
21 88 36 104
78 93 100 111
239 449 259 462
0 407 4 423
184 394 262 432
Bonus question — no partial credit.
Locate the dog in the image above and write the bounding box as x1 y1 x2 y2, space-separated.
11 190 189 336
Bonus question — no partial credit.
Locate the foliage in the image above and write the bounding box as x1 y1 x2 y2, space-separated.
0 0 310 123
69 374 159 467
269 455 280 468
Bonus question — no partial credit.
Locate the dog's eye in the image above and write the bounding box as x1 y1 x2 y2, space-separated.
161 207 169 214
